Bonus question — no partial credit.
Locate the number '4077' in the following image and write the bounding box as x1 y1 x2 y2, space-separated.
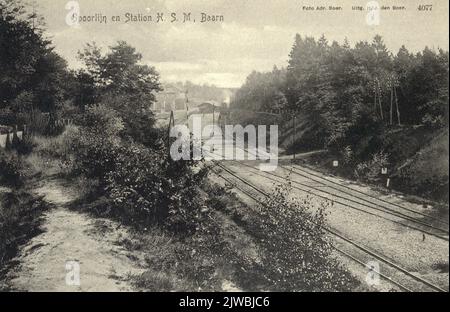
418 5 433 11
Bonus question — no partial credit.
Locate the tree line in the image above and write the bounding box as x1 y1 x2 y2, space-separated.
231 34 449 151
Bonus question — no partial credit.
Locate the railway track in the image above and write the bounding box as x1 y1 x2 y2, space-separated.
206 134 449 239
225 159 449 241
210 161 448 292
287 163 448 226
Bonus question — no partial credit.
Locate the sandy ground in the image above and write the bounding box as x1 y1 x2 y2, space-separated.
4 179 144 292
211 161 449 291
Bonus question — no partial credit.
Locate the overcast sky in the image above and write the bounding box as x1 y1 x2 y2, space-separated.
35 0 449 88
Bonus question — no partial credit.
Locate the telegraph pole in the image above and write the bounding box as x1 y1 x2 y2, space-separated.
212 104 215 137
390 83 393 125
185 89 189 128
293 113 297 160
167 110 175 157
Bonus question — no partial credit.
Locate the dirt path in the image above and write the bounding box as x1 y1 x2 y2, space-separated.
4 179 144 292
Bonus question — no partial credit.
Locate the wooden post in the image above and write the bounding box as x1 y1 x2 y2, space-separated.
374 84 377 113
185 89 189 128
212 104 215 137
223 115 227 133
167 110 175 157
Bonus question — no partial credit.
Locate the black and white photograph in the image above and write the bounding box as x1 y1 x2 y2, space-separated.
0 0 448 303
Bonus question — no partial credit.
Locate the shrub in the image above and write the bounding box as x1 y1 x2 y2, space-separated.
100 93 160 147
340 145 354 165
104 143 208 233
67 105 123 181
13 133 34 155
32 125 77 160
69 105 208 233
354 151 390 183
78 104 124 137
0 190 48 268
0 151 24 187
223 182 356 291
4 133 12 151
129 226 224 291
69 132 121 183
253 184 354 291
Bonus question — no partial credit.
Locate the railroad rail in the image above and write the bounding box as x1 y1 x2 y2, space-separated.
210 161 447 292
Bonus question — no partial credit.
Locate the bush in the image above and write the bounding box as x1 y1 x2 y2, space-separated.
69 103 209 233
0 190 48 268
0 151 24 187
251 183 355 291
69 132 121 183
13 133 34 155
354 151 390 183
100 93 160 147
77 104 124 137
32 125 77 160
103 143 208 233
68 104 124 181
221 182 356 291
129 225 225 291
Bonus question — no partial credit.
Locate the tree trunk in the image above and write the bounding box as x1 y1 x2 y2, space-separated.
390 86 393 125
394 87 401 125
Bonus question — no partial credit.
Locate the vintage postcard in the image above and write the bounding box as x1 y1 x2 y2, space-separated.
0 0 448 302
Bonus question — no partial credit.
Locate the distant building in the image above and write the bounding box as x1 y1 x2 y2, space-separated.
198 101 219 113
220 88 233 108
153 84 187 112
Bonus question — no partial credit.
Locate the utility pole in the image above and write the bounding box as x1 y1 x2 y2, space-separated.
212 104 215 137
32 2 36 30
167 110 175 157
293 111 297 160
374 81 377 113
390 82 394 125
185 89 189 128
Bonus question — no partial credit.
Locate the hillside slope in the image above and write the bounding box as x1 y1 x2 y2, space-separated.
393 129 449 202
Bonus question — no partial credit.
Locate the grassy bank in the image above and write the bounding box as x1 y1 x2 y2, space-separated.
276 118 449 205
0 148 52 285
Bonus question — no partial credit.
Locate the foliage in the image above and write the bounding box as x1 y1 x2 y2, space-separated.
99 93 161 148
392 129 449 201
0 150 24 187
77 41 162 102
252 183 354 291
215 181 356 291
128 224 225 291
0 0 69 115
232 66 287 112
231 34 449 156
68 102 208 233
78 104 124 137
0 190 48 268
354 151 390 183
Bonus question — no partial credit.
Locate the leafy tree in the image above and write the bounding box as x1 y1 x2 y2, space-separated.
0 0 69 119
233 33 448 155
78 41 161 102
77 41 162 147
